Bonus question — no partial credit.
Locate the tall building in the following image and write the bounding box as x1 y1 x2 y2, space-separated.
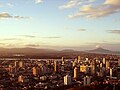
42 65 47 75
102 67 106 77
85 65 89 74
118 59 120 66
72 61 76 67
86 76 91 85
110 68 113 78
78 56 81 63
75 58 77 63
103 58 106 65
32 67 37 76
64 75 72 85
84 76 91 85
86 58 88 61
62 57 64 61
14 61 17 67
100 63 103 68
14 61 18 72
91 59 96 75
83 76 86 85
106 60 110 70
46 60 50 65
54 61 58 73
74 67 78 79
19 61 23 68
18 75 23 82
8 65 13 74
80 65 86 73
62 57 65 65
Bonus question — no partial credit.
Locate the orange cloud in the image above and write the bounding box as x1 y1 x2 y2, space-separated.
62 0 120 19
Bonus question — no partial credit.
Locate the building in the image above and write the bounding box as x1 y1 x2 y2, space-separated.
78 56 81 63
118 59 120 66
64 75 72 85
14 61 17 67
106 60 110 70
100 63 103 68
62 57 65 65
73 61 76 67
19 61 23 68
54 61 58 73
74 67 78 79
42 65 47 75
80 65 86 73
110 68 113 78
32 67 37 76
103 58 106 66
90 59 96 75
85 65 89 74
8 65 12 74
83 76 91 85
18 75 23 82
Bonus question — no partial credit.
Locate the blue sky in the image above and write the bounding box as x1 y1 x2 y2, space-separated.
0 0 120 50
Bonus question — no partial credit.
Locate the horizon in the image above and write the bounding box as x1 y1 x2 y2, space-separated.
0 0 120 51
0 46 120 52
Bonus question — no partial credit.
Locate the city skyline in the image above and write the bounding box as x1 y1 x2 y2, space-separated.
0 0 120 51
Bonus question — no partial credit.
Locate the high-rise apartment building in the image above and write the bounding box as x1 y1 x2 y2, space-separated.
64 75 72 85
33 67 37 76
74 67 78 79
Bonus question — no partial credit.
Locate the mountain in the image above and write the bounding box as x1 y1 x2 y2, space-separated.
0 47 119 58
86 47 120 55
0 47 57 53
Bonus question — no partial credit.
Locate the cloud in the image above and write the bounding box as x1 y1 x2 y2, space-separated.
0 2 13 7
59 0 96 9
114 18 120 22
59 0 80 9
77 28 86 31
42 37 61 39
104 0 120 5
0 43 5 45
19 35 61 39
0 3 3 7
61 0 120 19
0 38 22 41
7 3 13 7
19 35 36 38
107 30 120 34
35 0 43 4
25 44 40 47
0 12 31 19
0 12 12 18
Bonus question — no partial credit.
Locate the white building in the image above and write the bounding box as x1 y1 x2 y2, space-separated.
64 75 72 85
103 58 106 65
110 68 113 78
84 76 91 85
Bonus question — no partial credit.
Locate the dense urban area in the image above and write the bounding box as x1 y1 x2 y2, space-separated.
0 53 120 90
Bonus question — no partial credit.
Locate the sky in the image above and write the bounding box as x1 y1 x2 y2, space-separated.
0 0 120 51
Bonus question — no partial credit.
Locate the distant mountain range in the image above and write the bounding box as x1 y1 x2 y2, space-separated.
0 47 57 54
0 47 120 57
86 47 120 55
